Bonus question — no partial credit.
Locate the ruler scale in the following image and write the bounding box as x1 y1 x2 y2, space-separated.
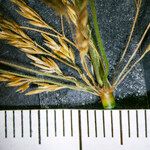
4 111 7 138
37 110 41 145
21 110 24 138
119 110 123 145
145 110 148 138
110 110 114 138
0 109 150 150
78 110 82 150
29 110 32 138
127 110 131 138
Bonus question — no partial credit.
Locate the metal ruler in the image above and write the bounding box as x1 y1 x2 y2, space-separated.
0 109 149 150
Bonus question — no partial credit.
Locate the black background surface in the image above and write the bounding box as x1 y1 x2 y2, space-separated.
0 0 150 109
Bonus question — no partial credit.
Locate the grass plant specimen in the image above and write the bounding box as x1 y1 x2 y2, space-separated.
0 0 149 109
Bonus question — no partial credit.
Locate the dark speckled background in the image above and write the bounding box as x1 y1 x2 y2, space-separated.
0 0 149 109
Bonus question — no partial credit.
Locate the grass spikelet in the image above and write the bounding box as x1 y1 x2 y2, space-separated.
145 44 150 52
0 73 31 93
17 83 30 93
27 54 62 74
42 33 75 63
11 0 47 28
26 83 64 95
42 0 77 25
0 72 63 94
76 0 89 58
0 18 44 54
42 0 67 15
75 0 96 85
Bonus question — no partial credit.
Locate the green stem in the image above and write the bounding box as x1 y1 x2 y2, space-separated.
89 0 109 77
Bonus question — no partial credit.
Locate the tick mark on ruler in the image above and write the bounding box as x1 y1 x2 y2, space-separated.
94 110 97 137
13 111 15 138
127 110 131 138
110 110 114 138
62 110 65 137
54 110 57 137
136 110 139 138
119 110 123 145
38 110 41 144
46 110 49 137
78 110 82 150
102 110 105 137
70 110 73 137
4 111 7 138
86 110 90 137
29 110 32 138
144 110 148 138
21 110 24 138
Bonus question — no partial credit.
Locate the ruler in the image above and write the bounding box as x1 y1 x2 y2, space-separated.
0 109 149 150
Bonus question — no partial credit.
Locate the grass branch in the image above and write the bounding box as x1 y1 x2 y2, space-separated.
0 60 99 94
0 69 65 86
113 23 150 87
81 56 96 86
0 60 77 84
119 1 142 63
0 68 98 96
61 15 65 36
32 34 96 90
34 41 82 74
115 49 149 88
21 26 77 48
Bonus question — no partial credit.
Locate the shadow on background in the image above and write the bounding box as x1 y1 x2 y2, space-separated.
0 94 149 110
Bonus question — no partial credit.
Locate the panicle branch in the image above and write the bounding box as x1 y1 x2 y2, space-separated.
113 23 150 87
119 0 142 63
0 70 64 95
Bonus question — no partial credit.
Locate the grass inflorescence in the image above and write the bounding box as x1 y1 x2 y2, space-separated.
0 0 149 109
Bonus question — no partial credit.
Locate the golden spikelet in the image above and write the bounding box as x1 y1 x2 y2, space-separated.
11 0 47 28
42 0 67 15
26 83 64 95
42 33 60 50
0 18 44 54
134 0 142 8
75 0 89 59
27 54 62 74
42 0 77 25
0 73 30 93
0 72 63 94
42 33 75 63
66 4 78 25
146 44 150 52
17 83 30 93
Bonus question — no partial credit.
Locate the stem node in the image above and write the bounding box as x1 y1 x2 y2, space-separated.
99 88 116 109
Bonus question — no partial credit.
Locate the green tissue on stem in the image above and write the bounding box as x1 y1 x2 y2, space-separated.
89 0 109 78
89 45 104 86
